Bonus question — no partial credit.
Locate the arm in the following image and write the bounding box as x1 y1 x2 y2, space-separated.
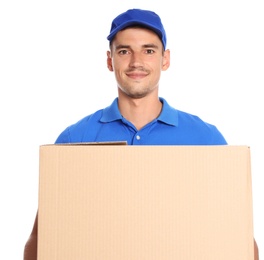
254 238 259 260
24 211 38 260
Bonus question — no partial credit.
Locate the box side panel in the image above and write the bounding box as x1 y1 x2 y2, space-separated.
38 145 254 260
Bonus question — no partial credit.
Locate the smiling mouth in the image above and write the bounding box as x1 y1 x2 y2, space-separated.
126 71 148 79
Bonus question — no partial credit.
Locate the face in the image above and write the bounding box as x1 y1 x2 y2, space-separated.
107 27 170 99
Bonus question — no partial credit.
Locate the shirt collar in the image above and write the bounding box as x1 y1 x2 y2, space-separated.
100 97 178 126
100 98 122 122
158 97 178 126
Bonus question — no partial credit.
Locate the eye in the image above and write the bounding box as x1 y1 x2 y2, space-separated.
145 49 155 54
118 49 129 55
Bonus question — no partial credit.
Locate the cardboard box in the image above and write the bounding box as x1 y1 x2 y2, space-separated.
38 144 254 260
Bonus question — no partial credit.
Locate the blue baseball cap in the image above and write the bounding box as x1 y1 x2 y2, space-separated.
107 9 167 49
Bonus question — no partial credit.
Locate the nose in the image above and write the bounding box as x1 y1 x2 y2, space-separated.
129 52 144 68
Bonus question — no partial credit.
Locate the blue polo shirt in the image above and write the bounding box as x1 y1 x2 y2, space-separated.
55 97 227 145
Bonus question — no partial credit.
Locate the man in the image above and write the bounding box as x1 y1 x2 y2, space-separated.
24 8 259 259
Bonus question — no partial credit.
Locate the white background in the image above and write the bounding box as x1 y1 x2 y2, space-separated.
0 0 263 259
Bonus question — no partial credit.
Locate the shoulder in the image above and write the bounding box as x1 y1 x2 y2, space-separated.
55 99 120 143
159 98 227 145
178 110 227 144
160 97 216 128
55 109 104 143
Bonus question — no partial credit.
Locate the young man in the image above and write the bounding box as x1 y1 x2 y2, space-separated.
24 8 259 259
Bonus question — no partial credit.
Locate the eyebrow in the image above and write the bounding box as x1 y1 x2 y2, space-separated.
115 43 159 50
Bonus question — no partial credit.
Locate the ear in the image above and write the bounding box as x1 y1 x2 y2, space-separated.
162 49 170 71
107 51 113 71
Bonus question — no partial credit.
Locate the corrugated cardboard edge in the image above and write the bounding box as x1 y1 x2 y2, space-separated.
41 141 128 146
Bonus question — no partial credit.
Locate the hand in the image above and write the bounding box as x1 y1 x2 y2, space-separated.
24 211 38 260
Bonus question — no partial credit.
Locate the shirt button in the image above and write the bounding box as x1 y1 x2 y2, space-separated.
136 135 141 140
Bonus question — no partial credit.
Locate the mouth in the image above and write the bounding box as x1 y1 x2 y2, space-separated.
126 70 148 80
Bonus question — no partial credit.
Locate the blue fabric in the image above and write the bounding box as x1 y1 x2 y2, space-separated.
55 97 227 145
107 9 167 49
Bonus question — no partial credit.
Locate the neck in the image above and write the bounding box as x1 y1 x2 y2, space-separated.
118 92 162 130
